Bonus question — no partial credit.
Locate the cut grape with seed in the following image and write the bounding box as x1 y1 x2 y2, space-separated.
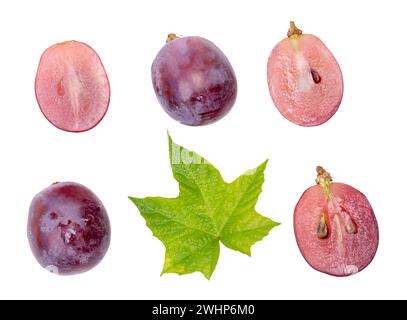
151 34 237 126
35 41 110 132
267 22 343 126
294 167 379 276
27 182 111 275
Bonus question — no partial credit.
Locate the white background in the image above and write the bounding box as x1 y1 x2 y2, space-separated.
0 0 404 299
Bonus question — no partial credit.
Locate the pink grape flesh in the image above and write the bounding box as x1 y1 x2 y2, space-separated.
35 40 110 132
294 182 379 276
267 33 343 126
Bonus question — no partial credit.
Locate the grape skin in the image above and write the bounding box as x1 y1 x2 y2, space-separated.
152 36 237 126
27 182 111 275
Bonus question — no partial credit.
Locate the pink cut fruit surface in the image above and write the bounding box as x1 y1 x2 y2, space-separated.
35 41 110 132
294 167 378 276
267 22 343 126
152 35 237 126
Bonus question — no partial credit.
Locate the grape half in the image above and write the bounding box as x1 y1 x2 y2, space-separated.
151 35 237 126
35 40 110 132
267 22 343 126
294 167 379 276
27 182 111 275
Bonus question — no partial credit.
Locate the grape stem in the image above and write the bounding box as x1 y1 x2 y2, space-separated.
166 33 180 43
287 21 303 38
316 166 332 199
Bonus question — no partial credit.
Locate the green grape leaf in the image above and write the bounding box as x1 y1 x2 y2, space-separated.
129 134 280 279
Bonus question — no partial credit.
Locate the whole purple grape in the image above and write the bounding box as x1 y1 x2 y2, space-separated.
151 35 237 126
27 182 111 275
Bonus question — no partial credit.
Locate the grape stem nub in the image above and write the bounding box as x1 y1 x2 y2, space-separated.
316 166 333 199
287 21 303 38
166 33 180 43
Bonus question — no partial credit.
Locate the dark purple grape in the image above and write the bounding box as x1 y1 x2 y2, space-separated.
27 182 110 275
151 35 237 126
